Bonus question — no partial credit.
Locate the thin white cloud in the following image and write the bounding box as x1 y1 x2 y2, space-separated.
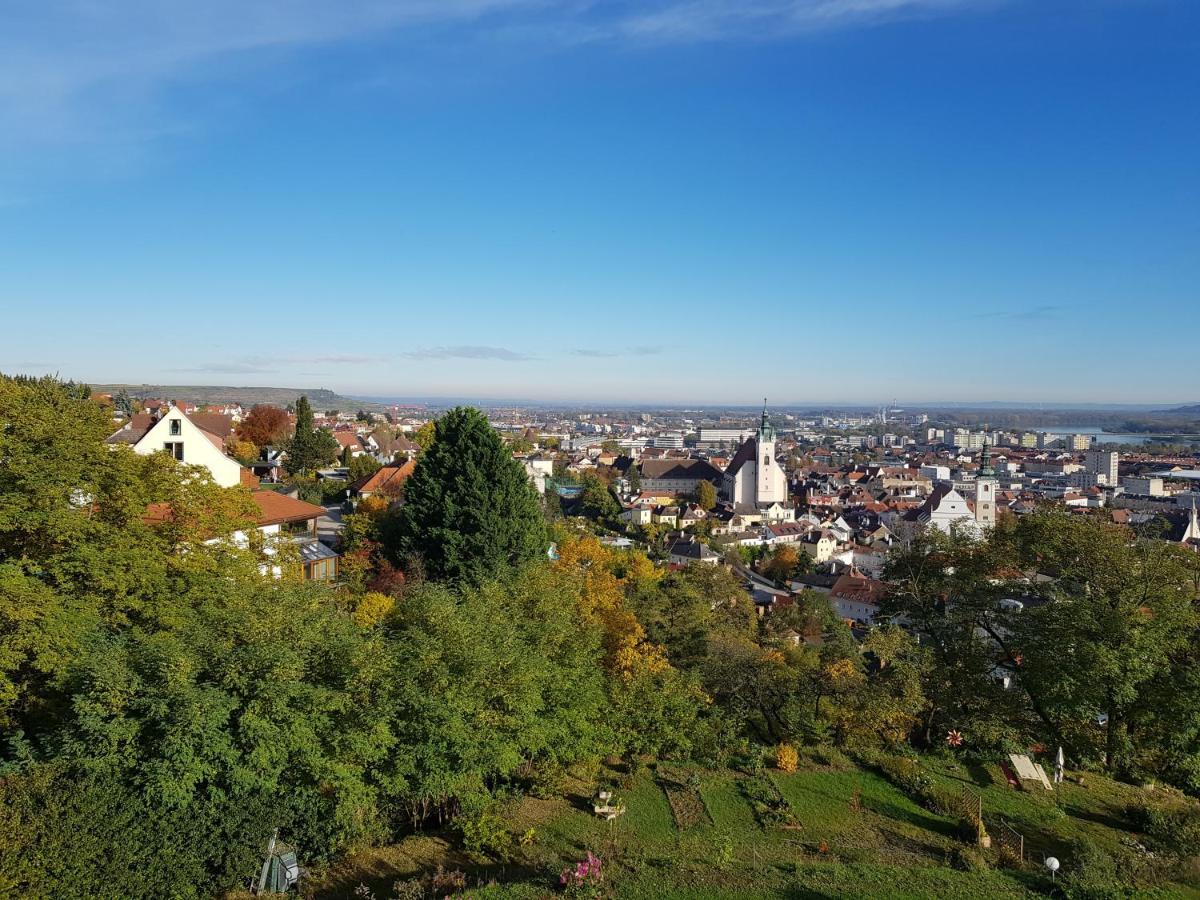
572 349 620 358
1 0 1001 154
617 0 991 43
401 345 535 361
573 345 665 358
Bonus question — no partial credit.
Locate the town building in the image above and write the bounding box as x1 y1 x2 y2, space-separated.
723 404 790 513
1084 450 1119 486
106 404 244 488
639 458 722 495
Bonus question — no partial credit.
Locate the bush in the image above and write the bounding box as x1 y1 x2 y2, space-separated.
775 743 799 774
806 746 850 770
876 753 934 797
1127 800 1200 857
0 764 315 899
1061 838 1124 900
457 809 514 862
953 846 991 872
740 775 798 828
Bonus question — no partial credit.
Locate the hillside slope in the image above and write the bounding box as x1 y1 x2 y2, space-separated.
92 383 365 411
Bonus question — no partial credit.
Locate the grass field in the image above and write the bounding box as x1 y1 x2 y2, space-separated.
305 752 1200 899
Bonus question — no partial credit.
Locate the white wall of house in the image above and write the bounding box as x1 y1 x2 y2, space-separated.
134 410 243 488
831 596 879 622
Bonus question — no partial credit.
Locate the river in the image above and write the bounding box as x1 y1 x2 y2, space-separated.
1041 426 1199 447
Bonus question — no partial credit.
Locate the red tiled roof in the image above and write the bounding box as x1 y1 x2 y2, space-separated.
250 490 326 526
831 572 888 603
350 460 416 494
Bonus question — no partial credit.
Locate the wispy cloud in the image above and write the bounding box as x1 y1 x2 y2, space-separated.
572 349 619 358
305 354 385 365
401 345 534 361
1 0 1000 155
572 345 665 358
616 0 990 43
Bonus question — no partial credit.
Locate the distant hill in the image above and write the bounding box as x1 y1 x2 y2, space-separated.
91 384 367 411
1160 403 1200 416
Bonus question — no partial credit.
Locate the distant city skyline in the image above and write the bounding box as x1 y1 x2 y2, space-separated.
3 1 1197 403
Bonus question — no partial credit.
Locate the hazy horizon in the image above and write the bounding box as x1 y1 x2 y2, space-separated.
69 380 1195 412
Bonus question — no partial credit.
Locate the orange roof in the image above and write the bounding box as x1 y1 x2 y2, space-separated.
350 459 416 494
250 490 327 526
831 572 888 603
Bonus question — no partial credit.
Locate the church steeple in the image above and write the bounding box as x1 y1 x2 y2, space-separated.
979 438 995 479
974 430 997 528
757 398 776 443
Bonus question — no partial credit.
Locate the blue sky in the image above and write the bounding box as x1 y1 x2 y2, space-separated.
1 0 1197 405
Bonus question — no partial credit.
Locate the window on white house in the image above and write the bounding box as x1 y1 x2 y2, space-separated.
169 418 182 436
163 442 183 461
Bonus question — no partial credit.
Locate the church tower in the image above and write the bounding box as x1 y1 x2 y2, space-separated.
975 439 997 529
755 399 776 502
754 399 787 506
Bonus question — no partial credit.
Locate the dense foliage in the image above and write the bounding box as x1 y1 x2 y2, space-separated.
236 403 291 447
283 395 339 475
4 375 1200 897
385 406 547 584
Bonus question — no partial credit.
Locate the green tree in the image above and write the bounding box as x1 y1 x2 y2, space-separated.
376 567 607 825
412 421 436 451
284 395 339 476
579 472 620 521
1011 512 1197 773
387 407 547 584
626 463 641 495
696 479 717 511
882 524 1039 750
348 454 382 482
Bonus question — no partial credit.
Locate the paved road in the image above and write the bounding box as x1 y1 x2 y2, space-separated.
317 504 344 544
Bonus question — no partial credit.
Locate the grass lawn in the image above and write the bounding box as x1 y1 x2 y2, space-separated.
304 755 1200 899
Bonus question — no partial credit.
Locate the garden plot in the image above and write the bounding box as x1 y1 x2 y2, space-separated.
656 765 713 830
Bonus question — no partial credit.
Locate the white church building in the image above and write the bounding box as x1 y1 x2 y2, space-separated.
903 444 997 536
722 404 793 521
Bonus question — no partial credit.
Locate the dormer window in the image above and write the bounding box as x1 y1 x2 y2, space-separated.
169 418 182 436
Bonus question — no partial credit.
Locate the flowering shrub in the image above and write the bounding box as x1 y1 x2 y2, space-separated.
560 852 603 898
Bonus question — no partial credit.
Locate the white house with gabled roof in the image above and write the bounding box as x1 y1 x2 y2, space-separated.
106 403 244 487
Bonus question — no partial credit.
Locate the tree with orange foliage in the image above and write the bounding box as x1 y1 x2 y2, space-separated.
237 404 291 447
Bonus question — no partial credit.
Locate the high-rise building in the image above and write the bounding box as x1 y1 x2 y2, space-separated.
1084 450 1119 486
1070 434 1093 451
